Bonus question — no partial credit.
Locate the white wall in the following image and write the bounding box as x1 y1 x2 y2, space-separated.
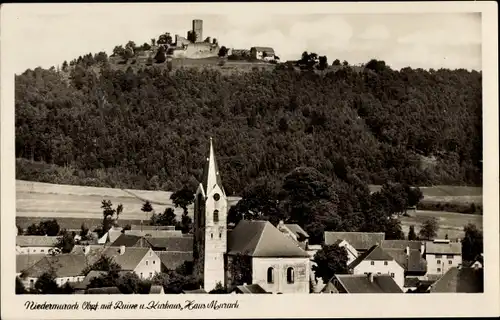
426 253 462 275
353 260 405 289
252 257 310 294
16 246 54 255
134 249 162 279
338 240 359 265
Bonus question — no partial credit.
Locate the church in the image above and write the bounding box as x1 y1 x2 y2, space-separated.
192 138 311 293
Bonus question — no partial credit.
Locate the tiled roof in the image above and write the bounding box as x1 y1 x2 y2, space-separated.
321 281 339 293
335 274 403 293
150 285 164 294
21 254 88 278
131 225 176 231
103 247 150 271
86 287 121 294
157 251 193 270
109 234 143 247
16 236 59 247
381 240 423 251
16 254 46 273
182 289 207 294
348 245 394 269
425 241 462 255
324 232 385 251
75 270 107 290
404 277 421 288
284 224 309 239
234 284 268 293
430 267 483 293
383 248 427 274
227 220 309 257
70 245 107 265
146 237 193 252
251 47 275 54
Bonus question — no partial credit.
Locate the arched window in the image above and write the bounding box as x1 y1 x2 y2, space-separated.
287 267 294 284
211 233 213 239
267 267 274 283
213 210 219 223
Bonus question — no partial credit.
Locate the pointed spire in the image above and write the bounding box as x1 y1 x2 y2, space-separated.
201 137 223 195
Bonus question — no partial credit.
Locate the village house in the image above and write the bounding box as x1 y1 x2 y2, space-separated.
16 235 59 255
97 226 123 245
250 47 275 61
425 239 462 276
331 273 404 293
348 244 405 289
102 246 161 280
16 254 47 277
231 283 269 294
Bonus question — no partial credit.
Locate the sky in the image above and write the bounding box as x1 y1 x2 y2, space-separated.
2 4 482 74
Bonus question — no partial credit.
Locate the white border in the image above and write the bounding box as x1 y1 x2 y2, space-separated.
1 2 499 319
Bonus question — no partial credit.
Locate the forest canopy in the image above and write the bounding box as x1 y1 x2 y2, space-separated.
15 61 482 194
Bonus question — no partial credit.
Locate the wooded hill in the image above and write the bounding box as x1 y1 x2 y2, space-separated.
15 60 482 195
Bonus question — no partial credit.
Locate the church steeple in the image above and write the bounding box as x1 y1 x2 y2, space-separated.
201 137 224 196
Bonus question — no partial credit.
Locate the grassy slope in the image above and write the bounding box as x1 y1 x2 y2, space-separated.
16 180 481 239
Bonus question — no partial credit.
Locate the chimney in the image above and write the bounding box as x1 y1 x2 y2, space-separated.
420 242 425 255
367 273 374 283
119 245 126 255
405 246 410 256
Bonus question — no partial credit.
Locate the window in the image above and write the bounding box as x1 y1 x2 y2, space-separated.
370 261 375 265
390 273 395 278
29 279 34 288
33 249 36 253
41 249 44 253
287 267 294 284
213 193 220 201
219 233 222 239
214 210 219 223
437 268 441 272
437 260 441 264
153 260 155 264
149 272 152 278
436 254 442 258
377 272 381 275
211 233 213 239
384 261 388 266
140 273 143 278
267 267 274 283
446 255 453 259
448 260 453 264
146 261 148 266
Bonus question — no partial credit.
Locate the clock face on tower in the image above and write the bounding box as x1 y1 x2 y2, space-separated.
213 193 220 201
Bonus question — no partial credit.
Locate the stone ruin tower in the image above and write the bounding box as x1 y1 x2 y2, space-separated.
192 19 203 43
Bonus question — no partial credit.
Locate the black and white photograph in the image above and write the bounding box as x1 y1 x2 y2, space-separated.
1 2 498 319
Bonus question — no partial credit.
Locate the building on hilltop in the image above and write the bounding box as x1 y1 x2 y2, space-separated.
250 47 276 61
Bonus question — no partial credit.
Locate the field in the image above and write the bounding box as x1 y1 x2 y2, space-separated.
16 180 241 228
16 180 481 239
368 185 483 205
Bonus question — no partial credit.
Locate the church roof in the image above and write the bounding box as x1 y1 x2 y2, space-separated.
227 220 309 258
201 138 224 196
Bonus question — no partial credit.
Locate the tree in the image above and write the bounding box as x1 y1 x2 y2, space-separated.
318 56 328 70
181 211 192 234
117 272 141 294
228 253 252 287
80 223 89 239
112 45 125 57
34 271 60 294
101 200 116 236
218 46 228 58
154 207 177 226
342 60 349 66
313 244 349 283
56 230 75 253
209 281 227 293
62 61 68 71
17 225 23 235
406 185 424 208
154 46 167 63
332 59 341 66
82 255 122 276
16 277 26 294
419 218 439 240
125 41 136 52
141 200 153 221
26 219 60 236
462 223 483 262
170 187 194 216
142 43 152 51
408 225 417 240
116 204 124 223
